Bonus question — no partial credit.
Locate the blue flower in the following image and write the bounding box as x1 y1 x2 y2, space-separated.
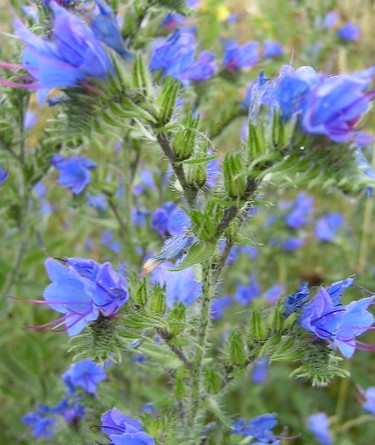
307 413 332 445
315 213 344 242
231 413 278 443
22 257 128 336
283 282 310 317
62 358 106 395
263 40 283 58
337 22 360 41
90 0 132 59
50 154 96 195
325 276 355 305
23 412 56 438
223 40 259 71
151 262 201 307
150 29 215 84
101 408 154 445
162 12 185 30
301 74 372 144
151 203 190 237
13 2 114 103
362 388 375 415
0 165 8 183
299 287 375 358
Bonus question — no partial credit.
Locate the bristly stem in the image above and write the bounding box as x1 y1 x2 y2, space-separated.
187 259 213 432
157 328 192 369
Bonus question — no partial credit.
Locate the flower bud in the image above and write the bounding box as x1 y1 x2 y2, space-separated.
223 152 247 198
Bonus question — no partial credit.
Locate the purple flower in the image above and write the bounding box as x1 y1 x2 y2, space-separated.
0 165 8 183
150 29 215 84
101 408 154 445
263 40 283 58
90 0 132 59
315 213 344 242
337 22 360 41
62 358 106 395
162 13 185 30
299 287 375 358
323 11 338 29
23 412 56 438
223 40 259 71
151 262 201 307
50 154 96 195
307 413 332 445
362 388 375 415
11 3 113 104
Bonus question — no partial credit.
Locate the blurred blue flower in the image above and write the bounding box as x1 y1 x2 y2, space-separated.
264 284 284 304
162 12 185 30
150 29 215 84
285 192 314 229
23 412 56 438
363 388 375 415
101 230 121 253
299 287 375 358
151 262 201 307
151 203 190 237
283 282 310 317
0 165 8 183
14 3 113 103
87 193 107 211
263 40 283 58
283 237 304 251
337 22 360 41
101 408 154 445
252 357 269 384
323 11 338 29
211 295 233 320
90 0 132 59
24 110 36 129
354 148 375 196
50 154 96 195
231 413 278 443
223 40 259 71
62 358 106 395
315 213 344 242
234 276 261 306
307 413 332 445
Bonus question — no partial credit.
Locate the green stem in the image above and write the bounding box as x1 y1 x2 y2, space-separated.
336 414 374 433
187 259 214 431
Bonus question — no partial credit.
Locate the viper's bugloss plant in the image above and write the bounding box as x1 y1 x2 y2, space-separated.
2 1 375 444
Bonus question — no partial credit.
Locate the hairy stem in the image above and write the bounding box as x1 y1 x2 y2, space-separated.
187 260 213 431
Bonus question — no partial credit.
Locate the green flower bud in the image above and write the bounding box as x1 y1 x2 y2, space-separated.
228 330 247 366
223 152 247 198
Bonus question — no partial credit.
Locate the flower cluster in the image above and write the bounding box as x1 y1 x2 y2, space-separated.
23 358 106 438
150 29 216 85
25 257 128 336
